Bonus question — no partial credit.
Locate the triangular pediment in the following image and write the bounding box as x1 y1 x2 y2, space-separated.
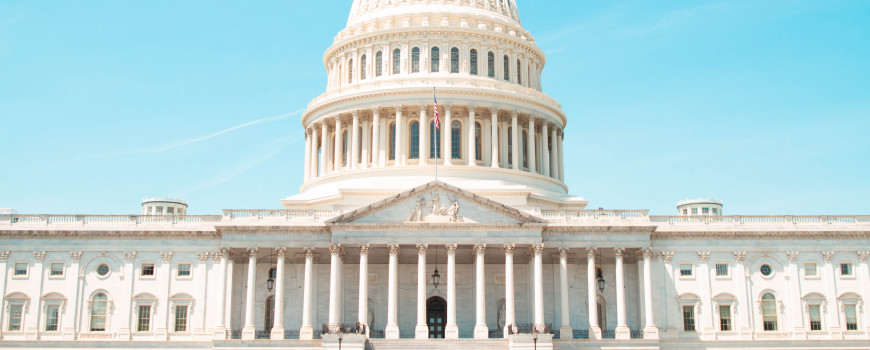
326 180 544 225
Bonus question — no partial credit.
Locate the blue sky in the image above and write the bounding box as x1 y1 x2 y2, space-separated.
1 1 868 215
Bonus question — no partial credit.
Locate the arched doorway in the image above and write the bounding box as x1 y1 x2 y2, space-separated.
427 296 447 338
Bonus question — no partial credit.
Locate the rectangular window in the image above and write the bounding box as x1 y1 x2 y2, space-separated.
174 305 188 332
845 304 858 331
50 263 64 276
14 262 27 276
141 263 155 277
682 305 696 331
808 304 822 331
682 208 688 215
680 264 693 277
719 305 732 331
840 263 853 276
177 264 191 277
702 207 710 214
8 304 23 331
691 208 698 215
712 208 719 215
137 305 151 332
45 305 59 331
715 263 729 277
804 263 817 276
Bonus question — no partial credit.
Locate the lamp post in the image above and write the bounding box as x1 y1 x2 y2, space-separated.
532 324 539 350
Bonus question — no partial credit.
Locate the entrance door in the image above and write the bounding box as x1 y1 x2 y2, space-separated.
427 296 447 338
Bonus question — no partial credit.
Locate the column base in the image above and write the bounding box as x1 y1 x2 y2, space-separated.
643 325 660 340
474 325 489 339
241 325 256 340
299 325 314 340
588 325 602 340
508 333 554 350
445 324 459 339
385 324 400 339
213 326 227 340
271 326 285 340
415 324 429 339
615 325 630 339
559 326 573 339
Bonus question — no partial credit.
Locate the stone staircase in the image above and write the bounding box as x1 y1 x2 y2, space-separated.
366 338 509 350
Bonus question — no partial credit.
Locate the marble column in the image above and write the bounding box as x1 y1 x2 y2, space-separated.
395 106 405 166
416 244 428 339
271 248 287 339
550 128 558 179
320 123 328 176
213 248 229 339
822 251 842 338
361 120 370 168
786 251 806 339
445 243 459 338
615 248 630 339
558 248 572 338
334 118 343 172
558 130 564 181
358 244 370 333
527 118 536 173
586 248 602 339
473 244 488 338
503 244 516 336
533 244 545 330
385 244 401 338
351 112 360 170
491 109 499 168
443 106 452 166
732 251 750 338
511 113 519 170
303 131 311 181
468 106 477 166
858 251 870 333
328 244 341 326
372 108 381 167
241 248 258 340
541 122 549 177
300 248 315 340
420 106 428 165
642 248 659 339
310 129 319 178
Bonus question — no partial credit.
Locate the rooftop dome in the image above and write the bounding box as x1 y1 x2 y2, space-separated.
347 0 521 27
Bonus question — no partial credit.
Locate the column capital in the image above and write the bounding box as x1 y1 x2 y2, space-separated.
473 243 487 256
858 250 870 262
786 251 799 262
822 251 835 262
510 110 519 118
359 244 371 255
70 251 83 262
467 105 477 112
372 107 381 115
394 105 404 114
419 105 427 113
732 251 746 262
162 251 175 262
304 248 316 258
503 243 516 253
197 251 211 261
33 251 46 261
352 110 359 118
276 247 287 257
586 247 597 258
661 251 674 263
697 251 710 263
531 243 544 255
557 248 568 258
212 250 223 262
641 248 654 259
388 243 401 256
490 106 499 113
445 243 458 253
613 247 625 258
329 244 342 255
0 251 10 262
416 243 428 255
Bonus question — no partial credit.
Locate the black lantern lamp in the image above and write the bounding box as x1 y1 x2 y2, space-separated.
266 248 275 292
597 274 605 293
432 246 441 289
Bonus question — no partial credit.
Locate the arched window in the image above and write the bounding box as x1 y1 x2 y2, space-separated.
264 295 275 331
375 51 383 77
450 47 459 73
342 129 348 167
431 47 440 72
411 47 420 73
507 126 512 165
469 49 478 75
360 54 367 80
761 293 777 331
521 129 528 168
392 48 401 74
474 122 482 161
503 55 510 81
430 120 441 159
517 59 522 85
348 59 353 83
409 121 420 159
388 122 396 160
451 120 461 159
90 293 108 332
487 52 495 77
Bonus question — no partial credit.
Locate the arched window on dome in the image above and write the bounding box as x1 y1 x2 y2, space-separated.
388 121 396 160
469 49 478 75
90 293 108 332
507 126 513 166
392 49 401 75
487 52 495 77
516 59 522 85
451 120 462 160
474 122 482 161
411 47 420 73
431 47 440 72
761 293 778 331
375 51 383 77
503 55 510 81
450 47 459 73
521 129 528 169
360 54 367 80
348 59 353 84
429 120 441 159
409 121 420 159
342 129 348 167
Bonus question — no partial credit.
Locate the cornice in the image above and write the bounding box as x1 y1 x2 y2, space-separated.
543 225 657 234
328 222 546 232
217 226 328 234
0 230 219 239
652 230 870 240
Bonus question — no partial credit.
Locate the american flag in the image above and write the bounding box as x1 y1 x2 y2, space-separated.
433 88 440 130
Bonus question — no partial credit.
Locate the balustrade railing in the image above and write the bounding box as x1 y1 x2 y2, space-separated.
222 209 337 222
654 215 869 225
1 214 222 227
541 210 650 222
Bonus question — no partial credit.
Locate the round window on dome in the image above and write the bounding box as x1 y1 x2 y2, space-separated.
97 264 110 277
760 264 772 277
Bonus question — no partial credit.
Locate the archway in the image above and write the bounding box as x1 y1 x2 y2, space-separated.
426 296 447 338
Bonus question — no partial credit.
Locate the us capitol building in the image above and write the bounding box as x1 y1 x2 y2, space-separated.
2 1 868 349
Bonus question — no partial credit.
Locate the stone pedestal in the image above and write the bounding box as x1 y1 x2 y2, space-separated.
474 325 489 339
416 324 429 339
322 333 366 350
508 333 554 350
385 324 400 339
445 324 459 339
270 325 285 340
300 325 314 340
589 325 602 340
560 326 574 340
643 326 660 340
241 325 255 340
615 325 631 339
